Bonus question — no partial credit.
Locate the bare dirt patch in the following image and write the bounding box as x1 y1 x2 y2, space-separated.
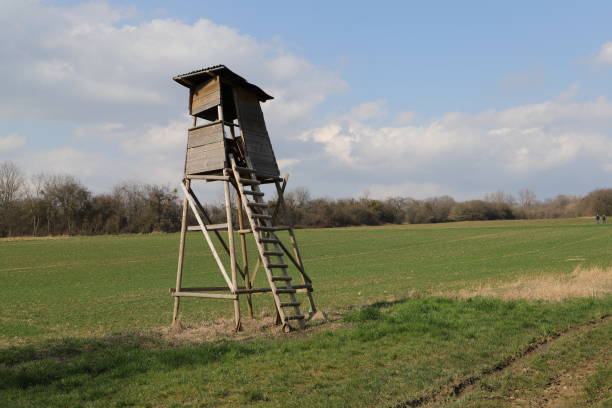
157 311 344 346
537 356 604 408
446 266 612 301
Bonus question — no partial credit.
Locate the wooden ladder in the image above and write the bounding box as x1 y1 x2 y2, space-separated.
230 157 306 331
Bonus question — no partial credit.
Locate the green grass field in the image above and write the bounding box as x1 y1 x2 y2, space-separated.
1 218 611 407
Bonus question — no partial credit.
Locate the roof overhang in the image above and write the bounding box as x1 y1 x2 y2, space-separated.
173 64 273 102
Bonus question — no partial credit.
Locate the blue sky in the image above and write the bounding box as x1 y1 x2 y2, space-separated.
2 0 612 200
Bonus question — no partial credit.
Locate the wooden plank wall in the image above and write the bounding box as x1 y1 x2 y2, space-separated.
234 88 280 178
191 77 221 117
185 123 226 174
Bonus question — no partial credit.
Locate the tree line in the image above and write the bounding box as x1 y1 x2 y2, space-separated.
1 160 611 237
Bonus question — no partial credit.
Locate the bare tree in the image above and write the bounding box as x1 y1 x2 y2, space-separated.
518 189 537 208
39 174 91 234
0 161 25 208
483 191 515 205
0 161 25 236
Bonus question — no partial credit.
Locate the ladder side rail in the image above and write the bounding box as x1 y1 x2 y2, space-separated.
259 224 305 328
181 183 235 291
273 179 318 317
273 179 310 283
229 156 289 325
244 159 304 329
261 229 304 328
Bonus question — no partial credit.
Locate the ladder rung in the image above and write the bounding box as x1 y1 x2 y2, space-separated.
263 251 283 256
280 302 300 307
244 190 265 196
235 166 256 174
260 238 279 244
252 213 271 219
248 202 268 208
275 288 296 294
267 264 288 269
239 178 260 185
285 315 305 321
272 276 292 281
256 226 289 232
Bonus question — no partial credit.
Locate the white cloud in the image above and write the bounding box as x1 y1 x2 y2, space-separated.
396 110 416 124
277 158 301 170
0 134 26 152
14 145 184 193
0 1 346 191
301 97 612 180
593 41 612 64
17 147 114 180
344 100 387 122
0 2 346 125
72 122 126 140
120 118 187 155
360 181 451 200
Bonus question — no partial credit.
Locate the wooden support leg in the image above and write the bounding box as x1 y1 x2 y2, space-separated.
224 170 241 331
172 178 191 328
236 190 254 318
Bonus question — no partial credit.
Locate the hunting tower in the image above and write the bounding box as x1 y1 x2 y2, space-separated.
171 65 319 332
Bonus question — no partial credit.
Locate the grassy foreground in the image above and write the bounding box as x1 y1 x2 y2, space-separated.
0 218 611 407
1 297 610 407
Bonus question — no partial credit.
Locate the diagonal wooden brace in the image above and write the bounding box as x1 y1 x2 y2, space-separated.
181 182 235 291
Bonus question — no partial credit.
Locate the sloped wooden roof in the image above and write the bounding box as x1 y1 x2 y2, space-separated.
173 65 273 102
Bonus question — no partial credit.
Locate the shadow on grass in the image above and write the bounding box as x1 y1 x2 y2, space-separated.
0 331 261 391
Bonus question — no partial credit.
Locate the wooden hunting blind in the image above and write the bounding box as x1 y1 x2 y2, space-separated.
170 65 320 332
175 66 280 179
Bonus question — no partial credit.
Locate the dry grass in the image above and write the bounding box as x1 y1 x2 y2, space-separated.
447 266 612 301
157 310 341 346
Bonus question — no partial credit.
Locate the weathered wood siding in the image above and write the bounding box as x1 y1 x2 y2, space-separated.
190 77 221 117
234 88 280 178
185 122 226 174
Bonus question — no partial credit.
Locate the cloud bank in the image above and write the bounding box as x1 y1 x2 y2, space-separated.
1 1 611 200
299 96 612 199
0 0 346 190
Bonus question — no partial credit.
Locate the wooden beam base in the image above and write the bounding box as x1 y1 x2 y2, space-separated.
173 292 238 300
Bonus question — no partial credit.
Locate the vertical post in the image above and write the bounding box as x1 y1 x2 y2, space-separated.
236 191 253 318
172 178 191 327
219 100 241 331
172 114 197 328
224 169 240 331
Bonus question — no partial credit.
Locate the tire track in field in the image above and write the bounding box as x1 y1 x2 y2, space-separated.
391 314 611 408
